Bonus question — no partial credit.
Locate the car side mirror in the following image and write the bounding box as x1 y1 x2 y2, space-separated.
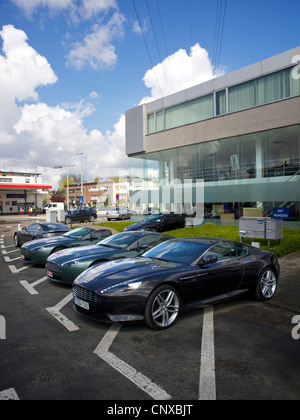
199 255 218 265
22 227 27 231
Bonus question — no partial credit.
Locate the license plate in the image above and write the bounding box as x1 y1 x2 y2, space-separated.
47 270 53 278
74 296 89 310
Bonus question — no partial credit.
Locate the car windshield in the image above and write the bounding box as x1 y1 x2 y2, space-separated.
143 214 164 223
62 227 93 238
143 240 209 264
98 233 142 249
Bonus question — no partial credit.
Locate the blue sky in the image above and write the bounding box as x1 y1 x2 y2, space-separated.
0 0 299 188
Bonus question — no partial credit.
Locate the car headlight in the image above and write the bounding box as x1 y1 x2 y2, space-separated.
100 280 142 296
32 246 45 251
62 260 81 267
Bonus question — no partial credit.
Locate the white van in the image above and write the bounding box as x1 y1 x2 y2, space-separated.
44 202 65 212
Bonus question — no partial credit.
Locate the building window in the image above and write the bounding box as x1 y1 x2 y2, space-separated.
165 94 214 130
147 113 155 134
216 89 227 115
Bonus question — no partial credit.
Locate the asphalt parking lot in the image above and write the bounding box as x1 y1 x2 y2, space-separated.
0 215 299 402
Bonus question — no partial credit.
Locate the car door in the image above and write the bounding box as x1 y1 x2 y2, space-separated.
19 223 40 243
195 242 245 300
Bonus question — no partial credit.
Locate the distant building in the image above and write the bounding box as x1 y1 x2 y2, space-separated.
0 171 52 214
65 178 130 208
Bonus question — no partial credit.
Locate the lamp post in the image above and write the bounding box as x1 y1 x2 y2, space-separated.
54 163 83 211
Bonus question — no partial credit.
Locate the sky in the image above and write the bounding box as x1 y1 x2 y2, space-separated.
0 0 299 189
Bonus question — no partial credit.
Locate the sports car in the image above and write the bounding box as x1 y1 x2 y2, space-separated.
14 222 70 247
45 231 173 285
73 237 280 330
124 213 186 232
20 227 112 265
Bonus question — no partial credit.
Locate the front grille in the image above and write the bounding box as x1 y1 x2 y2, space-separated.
45 262 62 279
20 248 31 260
73 285 101 304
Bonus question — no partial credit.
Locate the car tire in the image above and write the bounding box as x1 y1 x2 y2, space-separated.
254 267 278 301
89 216 95 222
65 217 71 224
14 234 20 247
144 285 181 330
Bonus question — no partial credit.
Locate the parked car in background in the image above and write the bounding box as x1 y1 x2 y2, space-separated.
46 231 173 285
73 237 280 330
20 227 112 265
14 222 70 247
65 208 97 224
124 213 186 232
96 206 110 217
106 207 131 220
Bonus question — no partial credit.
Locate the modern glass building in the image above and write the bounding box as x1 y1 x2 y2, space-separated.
125 47 300 227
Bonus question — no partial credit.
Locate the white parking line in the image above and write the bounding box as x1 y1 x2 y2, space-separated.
94 324 172 400
20 276 48 295
9 265 29 274
4 256 21 262
199 306 216 400
1 248 19 255
1 244 14 249
46 293 79 332
0 388 20 400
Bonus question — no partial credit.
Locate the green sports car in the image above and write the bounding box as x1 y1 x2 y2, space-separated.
20 227 112 265
45 231 173 285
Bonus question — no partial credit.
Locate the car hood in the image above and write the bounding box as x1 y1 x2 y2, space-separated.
74 257 180 291
22 235 72 249
47 244 119 264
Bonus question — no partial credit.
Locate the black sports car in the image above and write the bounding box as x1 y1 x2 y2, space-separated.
124 213 186 232
73 237 280 330
14 222 70 247
65 208 97 224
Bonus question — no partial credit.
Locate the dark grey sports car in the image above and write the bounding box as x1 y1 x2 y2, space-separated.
14 222 70 247
73 237 280 330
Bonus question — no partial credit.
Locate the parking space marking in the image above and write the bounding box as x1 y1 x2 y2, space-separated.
199 306 216 400
0 388 20 400
20 276 48 295
9 264 29 274
46 293 79 332
1 244 14 249
94 324 172 400
4 256 20 262
1 248 19 255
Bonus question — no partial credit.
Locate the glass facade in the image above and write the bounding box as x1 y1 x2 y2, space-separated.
129 124 300 226
147 66 300 134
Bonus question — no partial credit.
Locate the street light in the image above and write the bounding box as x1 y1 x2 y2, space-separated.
54 163 83 211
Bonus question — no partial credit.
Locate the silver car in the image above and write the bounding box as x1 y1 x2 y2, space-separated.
106 206 131 220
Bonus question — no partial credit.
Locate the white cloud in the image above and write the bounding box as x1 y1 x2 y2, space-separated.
11 0 116 19
0 25 57 102
140 43 221 103
11 0 73 18
66 11 125 70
